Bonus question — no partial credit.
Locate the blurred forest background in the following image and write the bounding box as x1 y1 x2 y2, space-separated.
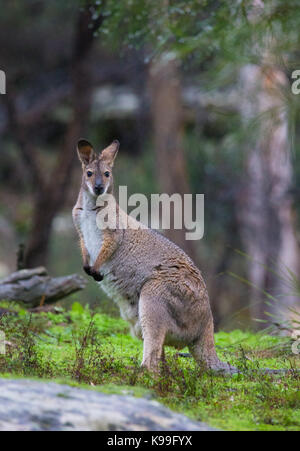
0 0 300 330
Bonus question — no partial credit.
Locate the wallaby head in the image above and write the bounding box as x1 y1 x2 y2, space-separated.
77 139 119 197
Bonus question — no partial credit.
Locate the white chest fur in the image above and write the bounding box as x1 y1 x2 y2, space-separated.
78 195 102 266
74 190 139 335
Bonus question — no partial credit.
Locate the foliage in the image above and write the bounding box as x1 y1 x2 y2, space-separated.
0 302 299 431
94 0 300 67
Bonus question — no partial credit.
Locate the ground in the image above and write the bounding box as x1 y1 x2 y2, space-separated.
0 301 299 431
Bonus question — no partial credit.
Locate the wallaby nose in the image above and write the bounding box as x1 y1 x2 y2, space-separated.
94 184 104 195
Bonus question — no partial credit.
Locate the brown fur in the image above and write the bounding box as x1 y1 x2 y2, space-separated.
73 139 235 373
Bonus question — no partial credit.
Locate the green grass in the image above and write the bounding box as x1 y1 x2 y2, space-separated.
0 301 299 431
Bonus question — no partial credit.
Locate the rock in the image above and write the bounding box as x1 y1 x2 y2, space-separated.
0 379 215 431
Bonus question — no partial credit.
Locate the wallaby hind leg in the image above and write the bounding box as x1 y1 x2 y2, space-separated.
188 318 236 374
139 284 167 372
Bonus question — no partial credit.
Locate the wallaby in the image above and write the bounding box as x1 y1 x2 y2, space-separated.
73 139 234 373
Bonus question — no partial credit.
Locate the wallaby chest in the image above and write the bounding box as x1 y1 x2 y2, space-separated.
74 195 139 326
75 193 103 266
81 211 102 265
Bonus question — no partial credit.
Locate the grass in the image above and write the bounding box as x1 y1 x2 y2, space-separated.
0 301 299 431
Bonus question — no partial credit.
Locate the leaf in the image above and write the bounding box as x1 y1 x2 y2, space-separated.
71 302 84 314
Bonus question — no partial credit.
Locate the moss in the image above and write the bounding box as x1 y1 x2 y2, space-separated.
0 302 299 431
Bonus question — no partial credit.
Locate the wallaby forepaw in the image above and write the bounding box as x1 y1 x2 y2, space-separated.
92 272 103 282
83 265 92 276
83 265 103 281
90 268 103 281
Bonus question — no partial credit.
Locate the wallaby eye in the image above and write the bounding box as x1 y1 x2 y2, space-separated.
104 171 110 178
87 171 93 177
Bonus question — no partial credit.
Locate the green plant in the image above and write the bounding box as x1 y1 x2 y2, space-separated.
0 302 299 431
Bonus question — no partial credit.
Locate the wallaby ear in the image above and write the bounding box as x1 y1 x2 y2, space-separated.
77 139 96 165
100 140 119 167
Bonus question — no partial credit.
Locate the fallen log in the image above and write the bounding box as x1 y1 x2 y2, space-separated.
0 267 87 307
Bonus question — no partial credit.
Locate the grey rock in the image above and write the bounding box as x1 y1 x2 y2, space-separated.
0 379 215 431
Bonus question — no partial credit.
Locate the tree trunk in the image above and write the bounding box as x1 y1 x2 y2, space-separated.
238 64 299 324
24 192 58 268
24 9 102 268
148 56 198 264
